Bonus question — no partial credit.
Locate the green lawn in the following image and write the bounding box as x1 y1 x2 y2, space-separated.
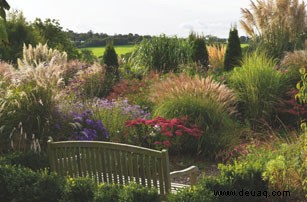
80 45 135 57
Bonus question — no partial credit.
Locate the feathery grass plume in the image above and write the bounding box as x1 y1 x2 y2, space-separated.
65 63 113 99
229 50 288 128
280 50 307 84
17 43 67 68
207 44 226 69
149 73 238 116
240 0 306 59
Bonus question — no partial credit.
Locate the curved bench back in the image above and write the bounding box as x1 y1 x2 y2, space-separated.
47 140 170 194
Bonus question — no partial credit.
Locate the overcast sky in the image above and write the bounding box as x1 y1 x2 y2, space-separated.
9 0 251 38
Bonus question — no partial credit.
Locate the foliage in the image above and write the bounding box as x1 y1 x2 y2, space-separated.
62 177 95 202
0 164 65 202
103 42 119 67
207 44 226 69
66 63 113 99
240 0 306 59
80 49 96 64
129 34 191 74
167 186 214 202
153 96 239 157
229 50 287 128
118 182 159 202
189 32 209 67
224 27 242 71
0 81 57 152
0 10 41 63
107 72 160 110
0 151 49 171
0 0 9 20
125 116 202 152
0 18 8 45
149 73 238 116
33 18 80 59
94 183 121 202
86 98 150 142
280 50 307 84
17 43 67 68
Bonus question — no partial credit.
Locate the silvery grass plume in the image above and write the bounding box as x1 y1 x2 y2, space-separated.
17 43 67 68
150 73 238 116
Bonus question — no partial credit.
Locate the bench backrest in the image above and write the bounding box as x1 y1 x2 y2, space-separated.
47 141 171 195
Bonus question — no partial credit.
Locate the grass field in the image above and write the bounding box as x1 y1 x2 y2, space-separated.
82 44 249 58
80 45 135 57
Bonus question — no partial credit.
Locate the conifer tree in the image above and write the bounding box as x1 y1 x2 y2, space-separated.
224 27 242 71
189 32 209 67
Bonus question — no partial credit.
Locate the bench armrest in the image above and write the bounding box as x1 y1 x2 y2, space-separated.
170 165 199 186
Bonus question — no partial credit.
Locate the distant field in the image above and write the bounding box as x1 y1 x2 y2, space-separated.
241 43 249 48
80 45 135 57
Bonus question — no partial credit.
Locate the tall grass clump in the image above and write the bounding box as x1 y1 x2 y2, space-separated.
229 50 288 128
150 73 239 157
129 35 191 74
150 73 238 116
207 44 226 70
17 43 67 68
280 50 307 84
153 96 238 157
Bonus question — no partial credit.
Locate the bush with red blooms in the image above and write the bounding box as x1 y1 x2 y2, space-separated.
125 116 203 153
279 88 307 129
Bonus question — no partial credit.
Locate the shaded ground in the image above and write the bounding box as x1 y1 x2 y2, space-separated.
169 154 220 184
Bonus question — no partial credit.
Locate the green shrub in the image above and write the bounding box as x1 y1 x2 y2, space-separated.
0 151 49 171
119 183 159 202
129 35 191 74
62 177 96 202
103 42 119 67
189 32 209 67
0 164 64 202
224 27 242 71
94 184 121 202
153 96 238 157
167 186 214 202
229 50 288 128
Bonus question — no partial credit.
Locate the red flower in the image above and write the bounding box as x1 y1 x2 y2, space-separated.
163 140 171 147
154 141 162 145
162 131 173 137
175 130 183 136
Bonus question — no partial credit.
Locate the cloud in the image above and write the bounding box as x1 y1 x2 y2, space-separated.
179 19 242 38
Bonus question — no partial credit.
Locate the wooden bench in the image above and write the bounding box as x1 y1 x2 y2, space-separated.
47 140 199 195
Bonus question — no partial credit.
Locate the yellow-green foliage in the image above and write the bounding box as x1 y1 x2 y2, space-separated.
207 44 226 69
17 43 67 68
149 73 237 116
229 50 287 126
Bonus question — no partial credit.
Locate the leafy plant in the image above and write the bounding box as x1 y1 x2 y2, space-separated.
129 35 191 74
229 50 288 128
62 177 95 202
